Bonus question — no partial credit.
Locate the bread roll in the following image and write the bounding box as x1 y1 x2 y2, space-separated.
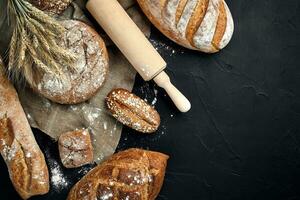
29 0 73 14
58 129 94 168
106 88 160 133
0 58 49 199
67 148 169 200
137 0 234 53
31 20 109 104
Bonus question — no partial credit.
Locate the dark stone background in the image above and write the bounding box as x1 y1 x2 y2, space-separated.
1 0 300 199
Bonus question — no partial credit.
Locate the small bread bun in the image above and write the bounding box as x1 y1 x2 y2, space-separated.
31 20 109 104
137 0 234 53
58 129 94 168
106 88 160 133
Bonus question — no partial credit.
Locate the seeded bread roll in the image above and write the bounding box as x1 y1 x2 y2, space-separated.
67 148 169 200
137 0 234 53
29 0 73 14
0 58 49 199
31 20 109 104
106 88 160 133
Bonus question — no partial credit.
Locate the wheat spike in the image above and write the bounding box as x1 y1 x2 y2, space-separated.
7 0 76 83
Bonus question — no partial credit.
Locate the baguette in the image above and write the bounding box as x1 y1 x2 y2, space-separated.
0 58 49 199
137 0 234 53
67 148 169 200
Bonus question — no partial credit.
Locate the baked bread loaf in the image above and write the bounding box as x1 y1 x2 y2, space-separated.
106 88 160 133
67 148 169 200
31 20 109 104
58 129 94 168
29 0 73 14
137 0 234 53
0 59 49 199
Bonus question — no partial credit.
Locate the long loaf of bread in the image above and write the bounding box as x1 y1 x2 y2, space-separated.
67 148 169 200
137 0 234 53
0 58 49 199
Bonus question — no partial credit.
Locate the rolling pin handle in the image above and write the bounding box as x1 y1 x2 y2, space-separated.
86 0 191 112
154 71 191 112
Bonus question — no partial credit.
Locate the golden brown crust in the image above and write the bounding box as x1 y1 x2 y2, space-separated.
29 0 73 14
175 0 188 25
0 117 14 151
58 129 94 168
211 1 227 50
67 148 169 200
0 59 49 199
136 0 192 49
137 0 234 53
186 0 209 47
106 88 160 133
0 116 49 199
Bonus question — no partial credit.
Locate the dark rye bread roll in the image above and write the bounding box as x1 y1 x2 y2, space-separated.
31 20 109 104
0 58 49 199
67 148 169 200
106 88 160 133
137 0 234 53
29 0 73 14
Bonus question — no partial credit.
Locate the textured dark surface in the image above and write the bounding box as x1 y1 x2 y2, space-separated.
1 0 300 199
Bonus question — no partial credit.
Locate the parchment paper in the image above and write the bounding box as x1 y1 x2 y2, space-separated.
0 0 151 163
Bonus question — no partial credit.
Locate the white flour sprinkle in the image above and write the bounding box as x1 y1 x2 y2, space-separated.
26 113 33 121
103 122 107 130
150 39 184 56
151 97 157 106
38 20 108 103
78 165 93 176
83 106 102 124
50 161 69 190
25 152 32 158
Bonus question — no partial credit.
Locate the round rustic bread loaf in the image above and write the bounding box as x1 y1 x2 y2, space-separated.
29 0 73 14
137 0 234 53
31 20 109 104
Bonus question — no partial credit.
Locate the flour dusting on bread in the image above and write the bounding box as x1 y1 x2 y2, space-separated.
137 0 234 53
35 20 109 104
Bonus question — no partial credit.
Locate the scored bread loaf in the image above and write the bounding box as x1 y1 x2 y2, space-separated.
30 20 109 104
67 148 169 200
0 58 49 199
106 88 160 133
137 0 234 53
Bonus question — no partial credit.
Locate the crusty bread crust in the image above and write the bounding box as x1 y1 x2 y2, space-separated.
67 148 169 200
58 129 94 168
211 0 227 50
106 88 161 133
137 0 234 53
31 20 109 104
0 58 49 200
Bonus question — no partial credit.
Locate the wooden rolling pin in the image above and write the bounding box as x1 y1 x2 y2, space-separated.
86 0 191 112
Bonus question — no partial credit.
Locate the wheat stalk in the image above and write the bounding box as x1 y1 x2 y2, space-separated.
7 0 76 84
